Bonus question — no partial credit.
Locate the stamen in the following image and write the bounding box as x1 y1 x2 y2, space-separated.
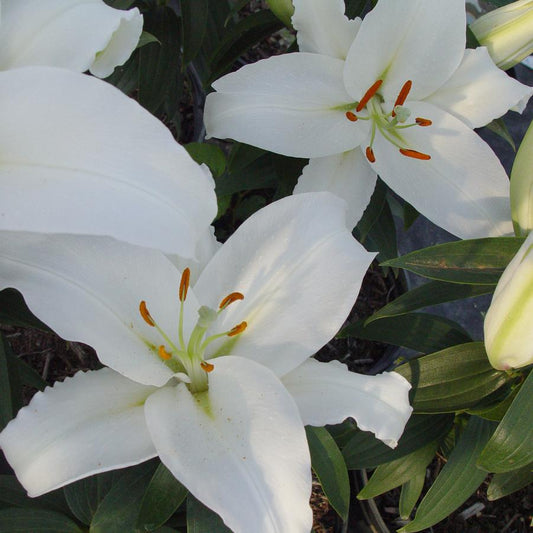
139 300 155 327
158 345 172 360
392 80 412 116
219 292 244 310
228 321 247 337
415 117 432 127
399 148 431 160
345 111 358 122
356 80 383 112
201 361 215 373
179 268 190 302
365 146 376 163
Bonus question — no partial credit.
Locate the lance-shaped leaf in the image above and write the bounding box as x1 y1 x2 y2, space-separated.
382 238 525 285
477 370 533 473
487 462 533 500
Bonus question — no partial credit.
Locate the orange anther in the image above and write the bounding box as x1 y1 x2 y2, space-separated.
392 80 412 116
356 80 383 112
228 321 247 337
399 148 431 160
219 292 244 309
345 111 358 122
158 345 172 360
415 117 432 127
365 146 376 163
201 361 215 373
179 268 190 302
139 300 155 327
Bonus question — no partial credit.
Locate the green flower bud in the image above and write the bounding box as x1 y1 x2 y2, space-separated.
511 119 533 236
470 0 533 70
484 231 533 370
266 0 294 27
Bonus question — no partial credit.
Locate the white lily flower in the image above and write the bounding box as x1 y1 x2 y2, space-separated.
0 0 143 78
0 193 412 533
484 230 533 370
0 66 217 257
204 0 533 238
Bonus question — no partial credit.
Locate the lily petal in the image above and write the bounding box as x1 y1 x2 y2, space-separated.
372 101 513 238
344 0 466 101
292 0 361 59
0 232 198 387
0 0 142 78
293 150 377 229
145 356 312 533
425 47 533 128
0 368 157 497
282 359 412 448
205 53 366 157
0 67 216 256
195 193 376 376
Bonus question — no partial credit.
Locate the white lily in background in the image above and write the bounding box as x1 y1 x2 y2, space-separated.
0 193 412 533
0 0 143 78
0 66 217 258
205 0 533 238
484 230 533 370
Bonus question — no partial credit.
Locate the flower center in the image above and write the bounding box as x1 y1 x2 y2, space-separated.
345 79 432 163
139 268 247 393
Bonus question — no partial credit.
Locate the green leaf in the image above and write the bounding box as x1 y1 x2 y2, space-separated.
0 334 17 430
208 11 284 83
487 463 533 500
184 142 227 178
137 31 161 49
354 178 387 243
136 463 188 531
89 463 156 533
395 342 512 413
366 281 493 324
485 118 516 151
186 495 231 533
343 414 454 470
382 237 525 285
306 426 350 522
400 416 496 532
357 440 438 499
338 312 472 353
0 476 70 515
478 370 533 473
0 288 51 331
0 508 83 532
399 471 426 520
181 0 209 65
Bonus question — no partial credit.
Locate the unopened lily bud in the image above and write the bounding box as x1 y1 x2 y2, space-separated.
470 0 533 70
484 231 533 370
266 0 294 27
510 119 533 236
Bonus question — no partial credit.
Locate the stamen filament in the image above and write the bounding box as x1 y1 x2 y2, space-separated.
139 301 155 327
415 117 432 127
219 292 244 310
392 80 412 116
179 268 190 302
399 148 431 160
356 80 383 112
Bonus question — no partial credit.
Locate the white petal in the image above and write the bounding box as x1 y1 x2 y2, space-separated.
145 356 312 533
0 368 157 497
0 0 142 77
372 102 513 238
0 232 201 387
344 0 466 101
0 67 216 257
293 150 377 229
205 53 366 157
292 0 360 59
283 359 412 448
425 47 533 128
194 193 376 376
